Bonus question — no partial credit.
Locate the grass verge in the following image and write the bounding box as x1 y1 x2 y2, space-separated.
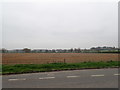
2 61 120 75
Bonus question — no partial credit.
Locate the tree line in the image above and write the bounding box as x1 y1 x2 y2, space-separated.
1 46 119 53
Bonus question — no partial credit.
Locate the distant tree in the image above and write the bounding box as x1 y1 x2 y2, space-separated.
74 48 77 53
77 48 81 53
15 49 19 53
70 48 73 52
52 49 56 53
23 48 31 53
45 49 48 53
2 48 7 53
63 49 67 53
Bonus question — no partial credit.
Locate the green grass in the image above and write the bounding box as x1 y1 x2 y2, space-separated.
2 61 120 75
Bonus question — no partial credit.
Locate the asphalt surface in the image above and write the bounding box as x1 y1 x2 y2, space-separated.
2 68 119 88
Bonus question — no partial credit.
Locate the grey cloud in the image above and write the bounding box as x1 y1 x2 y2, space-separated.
2 1 118 49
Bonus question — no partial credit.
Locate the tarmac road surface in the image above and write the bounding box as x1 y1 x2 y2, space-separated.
2 68 119 88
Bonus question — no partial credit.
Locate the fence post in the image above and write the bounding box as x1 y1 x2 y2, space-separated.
64 59 66 63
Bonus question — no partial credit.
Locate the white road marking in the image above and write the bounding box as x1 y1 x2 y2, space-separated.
91 74 104 77
47 73 54 76
67 76 79 78
39 77 55 80
62 71 73 73
114 74 120 76
80 70 87 71
8 78 26 81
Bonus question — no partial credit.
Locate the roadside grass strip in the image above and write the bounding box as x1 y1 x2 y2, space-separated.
2 61 120 75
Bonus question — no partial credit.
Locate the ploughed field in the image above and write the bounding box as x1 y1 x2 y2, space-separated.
2 53 118 64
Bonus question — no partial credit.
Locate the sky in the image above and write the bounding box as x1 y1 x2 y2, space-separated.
1 0 118 49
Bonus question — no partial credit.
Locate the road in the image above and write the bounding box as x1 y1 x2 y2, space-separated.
2 68 119 88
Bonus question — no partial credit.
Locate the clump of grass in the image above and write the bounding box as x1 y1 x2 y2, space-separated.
2 61 120 75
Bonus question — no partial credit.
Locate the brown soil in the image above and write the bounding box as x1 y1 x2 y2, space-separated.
2 53 118 64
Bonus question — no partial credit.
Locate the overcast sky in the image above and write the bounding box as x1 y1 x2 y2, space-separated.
2 0 118 49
